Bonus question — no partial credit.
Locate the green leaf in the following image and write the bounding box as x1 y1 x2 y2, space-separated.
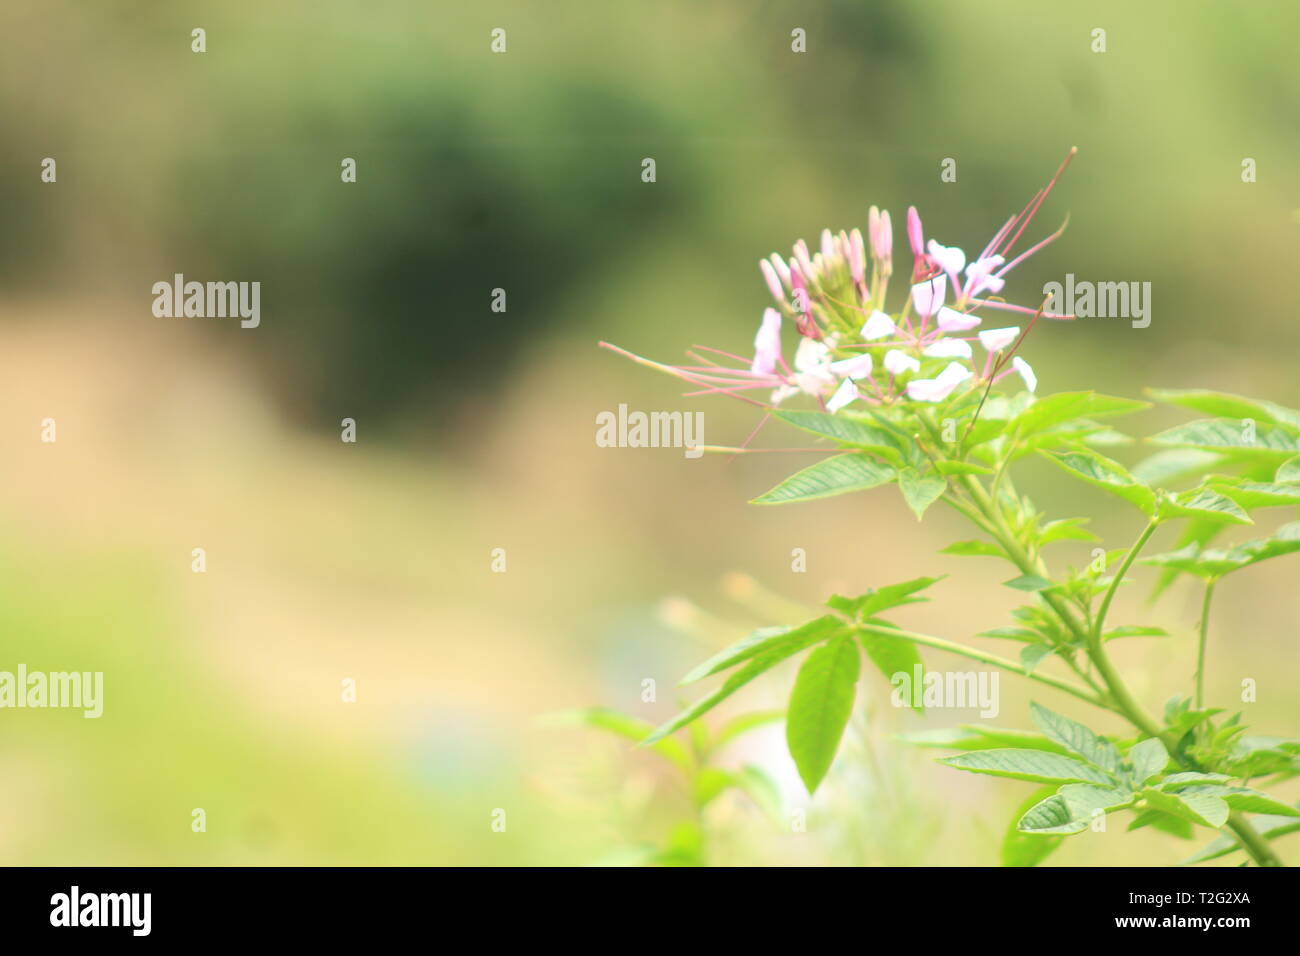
1142 521 1300 580
1038 518 1101 545
1012 391 1150 435
1127 737 1171 786
941 539 1006 558
551 707 691 770
644 630 840 745
786 635 861 794
1103 625 1170 640
1277 455 1300 484
1030 702 1122 775
1172 785 1300 817
898 467 946 520
1161 488 1252 526
1020 644 1056 674
1131 449 1225 486
979 626 1039 642
751 453 894 504
711 710 784 750
1149 418 1300 458
1183 813 1300 864
856 625 924 713
903 726 1070 755
773 410 908 466
1158 772 1233 789
1146 388 1300 430
1207 478 1300 509
831 576 944 619
1004 574 1053 592
680 617 840 685
1128 809 1195 840
941 748 1116 786
1040 448 1157 514
1141 788 1229 829
1002 787 1067 866
1018 785 1133 834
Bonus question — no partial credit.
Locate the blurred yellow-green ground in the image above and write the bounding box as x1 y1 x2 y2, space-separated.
1 1 1298 865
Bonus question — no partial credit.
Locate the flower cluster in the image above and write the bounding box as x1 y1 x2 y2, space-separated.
603 151 1077 415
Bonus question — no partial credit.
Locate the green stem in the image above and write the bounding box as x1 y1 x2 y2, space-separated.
1195 579 1217 711
1227 812 1285 867
937 450 1283 865
1093 518 1160 642
856 622 1105 708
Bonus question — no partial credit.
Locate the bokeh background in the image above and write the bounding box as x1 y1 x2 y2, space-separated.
2 0 1298 865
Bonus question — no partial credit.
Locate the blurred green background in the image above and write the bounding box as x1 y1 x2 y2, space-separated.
1 0 1297 865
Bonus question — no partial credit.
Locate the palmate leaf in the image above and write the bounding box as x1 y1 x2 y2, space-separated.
1040 447 1157 514
1170 785 1300 818
643 622 846 745
1150 418 1300 458
941 748 1116 786
751 453 894 504
786 635 860 794
1030 703 1122 775
1018 784 1134 834
773 410 909 466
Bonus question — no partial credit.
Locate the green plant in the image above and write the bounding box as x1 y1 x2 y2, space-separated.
602 155 1300 865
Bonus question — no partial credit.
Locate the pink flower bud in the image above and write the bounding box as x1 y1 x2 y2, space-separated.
759 259 785 302
906 206 925 258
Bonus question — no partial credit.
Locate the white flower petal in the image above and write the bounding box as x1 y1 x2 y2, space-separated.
826 377 859 412
793 337 831 372
922 338 973 360
936 306 981 332
830 353 873 380
883 349 920 377
977 326 1019 353
1012 356 1037 393
910 274 947 317
927 240 966 277
860 310 896 341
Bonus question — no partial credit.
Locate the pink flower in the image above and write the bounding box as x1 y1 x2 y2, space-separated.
906 206 925 258
752 308 783 375
759 259 785 303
